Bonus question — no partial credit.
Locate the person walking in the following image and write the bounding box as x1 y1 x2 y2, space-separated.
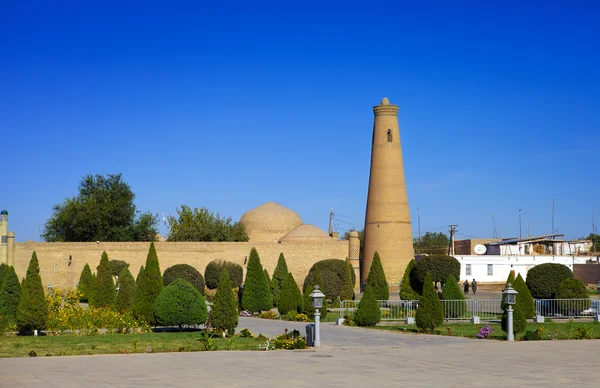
472 279 478 295
463 280 469 295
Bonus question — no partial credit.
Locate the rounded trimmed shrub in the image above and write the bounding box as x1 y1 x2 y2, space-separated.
205 260 243 289
353 284 381 327
525 263 573 299
154 279 208 329
400 259 420 300
164 264 205 295
210 267 239 335
278 273 303 315
303 259 356 301
415 272 444 331
556 278 590 312
412 255 460 293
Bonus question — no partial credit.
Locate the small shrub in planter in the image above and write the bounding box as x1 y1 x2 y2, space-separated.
525 263 573 299
163 264 205 295
154 279 208 329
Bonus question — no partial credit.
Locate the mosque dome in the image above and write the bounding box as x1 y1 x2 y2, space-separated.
278 224 331 242
0 210 7 215
240 202 302 242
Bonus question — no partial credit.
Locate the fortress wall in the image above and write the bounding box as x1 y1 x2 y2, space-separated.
14 241 349 291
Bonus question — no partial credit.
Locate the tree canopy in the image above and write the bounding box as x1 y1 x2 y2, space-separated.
413 232 449 255
167 205 249 242
43 173 158 242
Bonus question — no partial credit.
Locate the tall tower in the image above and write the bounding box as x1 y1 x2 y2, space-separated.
362 98 413 283
1 210 7 265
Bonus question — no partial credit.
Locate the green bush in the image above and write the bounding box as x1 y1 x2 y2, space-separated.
136 265 145 285
116 267 136 313
441 275 466 318
77 264 95 303
271 253 289 306
501 301 527 335
154 279 207 329
303 259 356 300
513 273 536 319
525 263 573 299
341 258 354 300
278 273 303 315
134 242 163 323
164 264 205 295
210 267 238 335
412 256 460 293
0 263 7 288
365 252 389 300
353 284 381 326
556 278 590 312
263 269 271 289
91 251 116 308
110 260 129 278
400 259 420 300
0 266 22 318
241 248 273 312
205 260 243 289
302 284 328 320
415 272 444 331
16 252 49 332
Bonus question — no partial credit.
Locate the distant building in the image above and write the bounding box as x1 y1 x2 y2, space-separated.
455 235 592 256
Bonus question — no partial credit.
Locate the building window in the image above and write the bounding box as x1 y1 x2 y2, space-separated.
466 264 471 276
487 264 493 276
387 129 393 142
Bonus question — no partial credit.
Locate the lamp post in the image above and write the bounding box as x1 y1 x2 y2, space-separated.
309 285 325 348
502 283 519 342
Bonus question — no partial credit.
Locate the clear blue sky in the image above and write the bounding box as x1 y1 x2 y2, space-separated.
2 1 599 242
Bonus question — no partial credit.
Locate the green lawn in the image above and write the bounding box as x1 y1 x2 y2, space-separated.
0 332 264 358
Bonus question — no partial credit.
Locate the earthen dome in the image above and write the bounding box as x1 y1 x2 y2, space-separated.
278 224 331 242
240 202 302 242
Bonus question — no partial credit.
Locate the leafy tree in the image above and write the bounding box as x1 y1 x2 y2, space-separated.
582 233 600 252
167 205 248 242
204 260 243 289
441 275 466 318
241 248 273 312
413 232 449 255
263 269 271 289
110 260 129 278
43 173 158 242
154 279 207 329
411 255 460 293
415 272 444 331
341 258 354 300
136 265 145 285
399 259 420 300
0 263 8 288
16 252 49 332
271 253 289 306
342 229 364 258
91 251 116 308
365 252 389 300
525 263 573 299
116 267 136 312
134 242 163 323
303 259 356 300
353 283 381 326
278 273 303 315
513 274 535 319
164 264 205 295
0 266 22 318
210 267 239 335
77 263 95 303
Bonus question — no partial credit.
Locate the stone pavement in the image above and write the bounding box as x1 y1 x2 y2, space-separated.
2 317 600 387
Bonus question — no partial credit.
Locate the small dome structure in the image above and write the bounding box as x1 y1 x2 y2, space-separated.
278 224 331 242
0 210 7 215
240 202 302 242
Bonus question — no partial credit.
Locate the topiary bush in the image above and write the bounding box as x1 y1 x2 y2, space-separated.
154 279 208 329
340 258 355 300
91 251 116 308
263 269 271 289
513 273 536 319
110 260 129 278
210 267 239 335
556 278 590 312
365 252 389 300
136 265 145 285
0 266 22 319
278 273 303 315
415 272 444 332
116 267 136 313
412 255 460 293
271 253 289 306
16 252 49 333
0 263 7 288
525 263 573 299
353 284 381 326
164 264 205 295
441 274 466 318
77 263 95 303
400 259 420 300
303 259 356 301
205 260 243 289
134 242 163 323
242 248 273 312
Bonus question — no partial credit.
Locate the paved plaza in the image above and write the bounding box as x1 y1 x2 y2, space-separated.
1 317 600 387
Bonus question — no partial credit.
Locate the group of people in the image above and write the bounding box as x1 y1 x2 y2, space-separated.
463 279 477 295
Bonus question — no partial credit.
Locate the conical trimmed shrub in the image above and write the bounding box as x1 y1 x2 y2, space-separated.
91 251 116 308
0 266 22 318
210 267 238 335
501 272 517 311
16 252 49 332
77 263 95 303
513 274 535 319
354 283 381 326
116 267 136 312
501 300 527 335
154 279 207 329
416 272 444 331
366 252 389 300
241 248 273 312
278 273 303 315
341 258 354 300
134 242 163 323
441 275 466 318
136 265 145 285
400 259 420 300
0 263 8 288
271 253 289 306
264 269 271 290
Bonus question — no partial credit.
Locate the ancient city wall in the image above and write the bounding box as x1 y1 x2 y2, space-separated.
14 241 349 291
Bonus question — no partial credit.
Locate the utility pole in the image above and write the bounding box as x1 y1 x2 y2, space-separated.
552 199 555 234
417 207 421 239
491 214 497 239
593 211 596 252
519 209 522 239
328 208 334 236
448 225 457 256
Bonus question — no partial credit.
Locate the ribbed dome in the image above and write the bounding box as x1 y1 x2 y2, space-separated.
240 202 302 242
279 224 331 242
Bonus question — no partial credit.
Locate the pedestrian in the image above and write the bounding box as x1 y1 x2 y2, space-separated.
463 280 469 294
435 285 444 300
472 279 478 295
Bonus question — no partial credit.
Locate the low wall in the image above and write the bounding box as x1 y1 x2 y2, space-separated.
14 241 349 291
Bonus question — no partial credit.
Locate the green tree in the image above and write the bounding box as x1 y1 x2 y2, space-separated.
341 258 355 300
366 252 389 300
399 259 420 300
0 266 22 318
167 205 248 242
354 283 381 326
210 267 239 335
241 248 273 313
263 269 271 289
271 253 289 306
116 267 136 312
0 263 8 288
77 263 95 303
110 260 130 278
441 275 466 318
154 279 207 329
556 278 591 313
525 263 573 299
43 173 158 242
278 273 303 315
91 251 116 308
164 264 205 295
513 274 535 319
415 272 444 332
582 233 600 252
134 242 163 323
204 260 244 289
16 252 49 332
302 259 356 300
413 232 450 255
136 265 145 285
411 255 460 293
